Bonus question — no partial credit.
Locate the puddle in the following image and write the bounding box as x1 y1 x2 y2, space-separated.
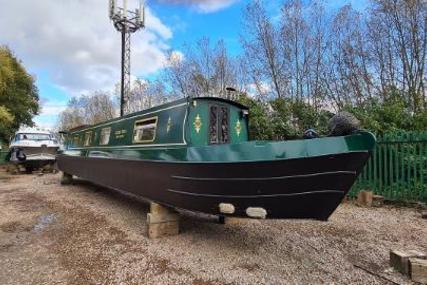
33 213 56 233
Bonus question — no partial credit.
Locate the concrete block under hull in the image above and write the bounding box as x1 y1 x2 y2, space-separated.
147 203 179 238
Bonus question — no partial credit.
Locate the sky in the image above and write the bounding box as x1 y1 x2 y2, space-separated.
0 0 368 129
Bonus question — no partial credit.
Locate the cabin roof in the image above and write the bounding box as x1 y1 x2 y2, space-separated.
192 97 248 110
68 125 91 132
15 128 52 135
67 97 248 133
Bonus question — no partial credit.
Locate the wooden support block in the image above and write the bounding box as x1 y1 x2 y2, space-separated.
148 221 179 239
357 190 373 207
42 163 55 173
147 202 179 239
409 258 427 283
7 164 19 175
11 168 19 175
60 172 73 185
150 202 175 216
372 195 384 207
390 250 427 275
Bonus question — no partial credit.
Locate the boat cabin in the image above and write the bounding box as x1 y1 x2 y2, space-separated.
66 97 249 150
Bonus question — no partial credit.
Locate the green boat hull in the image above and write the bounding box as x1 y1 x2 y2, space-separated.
58 131 375 220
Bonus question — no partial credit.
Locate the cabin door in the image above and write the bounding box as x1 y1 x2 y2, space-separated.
208 104 229 144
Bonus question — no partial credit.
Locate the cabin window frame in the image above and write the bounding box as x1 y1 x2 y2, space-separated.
84 131 93 146
99 127 111 145
132 116 158 144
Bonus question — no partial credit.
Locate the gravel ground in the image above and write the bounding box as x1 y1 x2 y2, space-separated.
0 167 426 285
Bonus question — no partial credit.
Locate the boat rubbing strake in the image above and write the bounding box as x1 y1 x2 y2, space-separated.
57 97 376 220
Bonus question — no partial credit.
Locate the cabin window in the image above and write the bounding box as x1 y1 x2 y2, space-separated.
209 105 218 144
209 105 229 144
133 117 158 143
73 135 80 147
99 127 111 145
84 131 93 146
16 133 51 141
219 106 229 143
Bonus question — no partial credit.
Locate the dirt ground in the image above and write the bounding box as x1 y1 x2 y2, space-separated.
0 167 426 285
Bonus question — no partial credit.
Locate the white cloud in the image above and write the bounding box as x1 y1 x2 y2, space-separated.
247 82 272 97
40 102 67 116
32 100 68 130
155 0 240 13
34 121 56 131
0 0 173 95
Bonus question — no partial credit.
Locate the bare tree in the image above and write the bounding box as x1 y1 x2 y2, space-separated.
163 49 195 97
126 79 169 112
241 0 287 99
57 91 116 130
281 0 311 101
307 0 328 110
85 91 116 124
164 38 241 98
369 0 427 111
158 0 426 115
57 97 85 131
323 5 373 108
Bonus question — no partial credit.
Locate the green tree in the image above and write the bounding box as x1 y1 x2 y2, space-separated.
344 89 416 134
269 98 297 139
0 46 39 142
270 98 333 139
237 94 273 140
0 106 14 140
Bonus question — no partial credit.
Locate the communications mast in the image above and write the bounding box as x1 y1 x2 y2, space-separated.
109 0 145 116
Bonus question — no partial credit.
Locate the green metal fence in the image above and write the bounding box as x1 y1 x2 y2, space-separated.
351 132 427 203
0 150 8 165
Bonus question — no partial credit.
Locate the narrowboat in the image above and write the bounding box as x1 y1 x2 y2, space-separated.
8 128 60 172
57 97 376 220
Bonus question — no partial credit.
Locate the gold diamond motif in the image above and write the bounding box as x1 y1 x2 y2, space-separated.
167 117 172 133
235 120 241 136
194 114 202 133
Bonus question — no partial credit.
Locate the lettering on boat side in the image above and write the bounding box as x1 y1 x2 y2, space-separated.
193 114 202 134
235 120 241 137
115 129 127 139
167 117 172 133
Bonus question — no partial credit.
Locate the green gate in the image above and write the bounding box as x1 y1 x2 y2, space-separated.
351 132 427 202
0 150 8 165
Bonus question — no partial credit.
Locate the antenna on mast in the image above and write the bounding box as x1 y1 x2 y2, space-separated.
109 0 145 117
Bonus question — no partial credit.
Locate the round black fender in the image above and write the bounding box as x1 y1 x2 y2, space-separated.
328 112 360 136
16 149 27 161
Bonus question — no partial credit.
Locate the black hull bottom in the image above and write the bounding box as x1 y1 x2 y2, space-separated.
57 152 370 220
